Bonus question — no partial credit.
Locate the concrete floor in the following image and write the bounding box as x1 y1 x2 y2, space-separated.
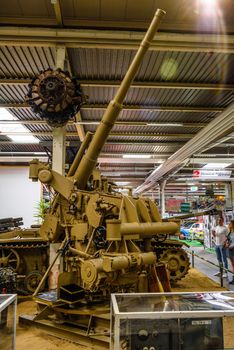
186 245 234 291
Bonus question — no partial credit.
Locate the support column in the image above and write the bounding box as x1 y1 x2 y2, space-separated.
50 46 66 289
52 45 66 175
52 127 66 174
160 179 167 217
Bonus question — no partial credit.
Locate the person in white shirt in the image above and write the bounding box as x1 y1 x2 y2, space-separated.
212 217 229 277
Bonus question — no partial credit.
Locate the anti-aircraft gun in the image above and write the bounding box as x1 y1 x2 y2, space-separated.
28 9 190 306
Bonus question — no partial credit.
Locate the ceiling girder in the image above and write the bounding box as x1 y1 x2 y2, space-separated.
0 131 195 139
0 27 233 53
52 0 63 27
0 79 233 92
0 119 206 128
0 103 223 113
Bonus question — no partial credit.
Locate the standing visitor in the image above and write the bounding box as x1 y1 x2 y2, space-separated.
227 220 234 284
212 217 229 277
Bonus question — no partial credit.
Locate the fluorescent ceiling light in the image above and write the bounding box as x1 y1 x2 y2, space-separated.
123 154 152 159
0 109 39 143
0 152 47 156
0 156 48 162
115 182 130 186
202 163 232 169
148 123 183 127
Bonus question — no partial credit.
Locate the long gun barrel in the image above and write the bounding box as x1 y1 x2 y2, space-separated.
163 206 220 221
73 9 166 189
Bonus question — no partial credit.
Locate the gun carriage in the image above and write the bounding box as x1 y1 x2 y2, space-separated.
19 9 193 348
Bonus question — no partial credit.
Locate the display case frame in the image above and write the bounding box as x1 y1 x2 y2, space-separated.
0 294 17 350
111 291 234 350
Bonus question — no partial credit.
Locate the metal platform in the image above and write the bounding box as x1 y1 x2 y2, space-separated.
19 291 110 350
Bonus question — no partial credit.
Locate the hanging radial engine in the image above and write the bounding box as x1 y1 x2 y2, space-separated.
27 69 84 127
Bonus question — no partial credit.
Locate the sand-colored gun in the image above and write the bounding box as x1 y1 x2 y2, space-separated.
29 9 190 301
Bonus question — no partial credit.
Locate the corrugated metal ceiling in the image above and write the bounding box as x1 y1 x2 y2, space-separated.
0 47 56 78
0 143 44 152
84 124 200 134
102 143 179 153
81 109 217 123
0 0 233 194
69 49 234 84
1 0 233 33
82 86 233 107
1 84 231 107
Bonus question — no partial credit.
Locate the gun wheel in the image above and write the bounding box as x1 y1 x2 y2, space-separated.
0 248 20 272
159 247 190 281
25 270 45 293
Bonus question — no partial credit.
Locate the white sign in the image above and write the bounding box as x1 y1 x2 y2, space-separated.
192 320 212 325
193 169 231 178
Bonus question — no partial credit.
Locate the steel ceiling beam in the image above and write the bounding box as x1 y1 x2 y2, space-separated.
0 119 206 128
0 17 234 33
51 0 63 27
0 103 223 113
0 27 233 53
0 140 183 147
81 81 234 91
1 79 233 92
0 18 56 26
83 105 223 113
0 131 194 138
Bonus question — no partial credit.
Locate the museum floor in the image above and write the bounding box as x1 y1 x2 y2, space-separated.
185 245 234 291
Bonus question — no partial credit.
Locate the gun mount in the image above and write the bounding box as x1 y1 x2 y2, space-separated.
28 9 190 305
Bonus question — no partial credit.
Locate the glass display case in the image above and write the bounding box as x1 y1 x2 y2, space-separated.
0 294 17 350
111 292 234 350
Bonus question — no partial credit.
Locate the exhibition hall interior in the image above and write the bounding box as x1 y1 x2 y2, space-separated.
0 0 234 349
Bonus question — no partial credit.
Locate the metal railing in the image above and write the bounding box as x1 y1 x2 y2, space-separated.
188 249 234 288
